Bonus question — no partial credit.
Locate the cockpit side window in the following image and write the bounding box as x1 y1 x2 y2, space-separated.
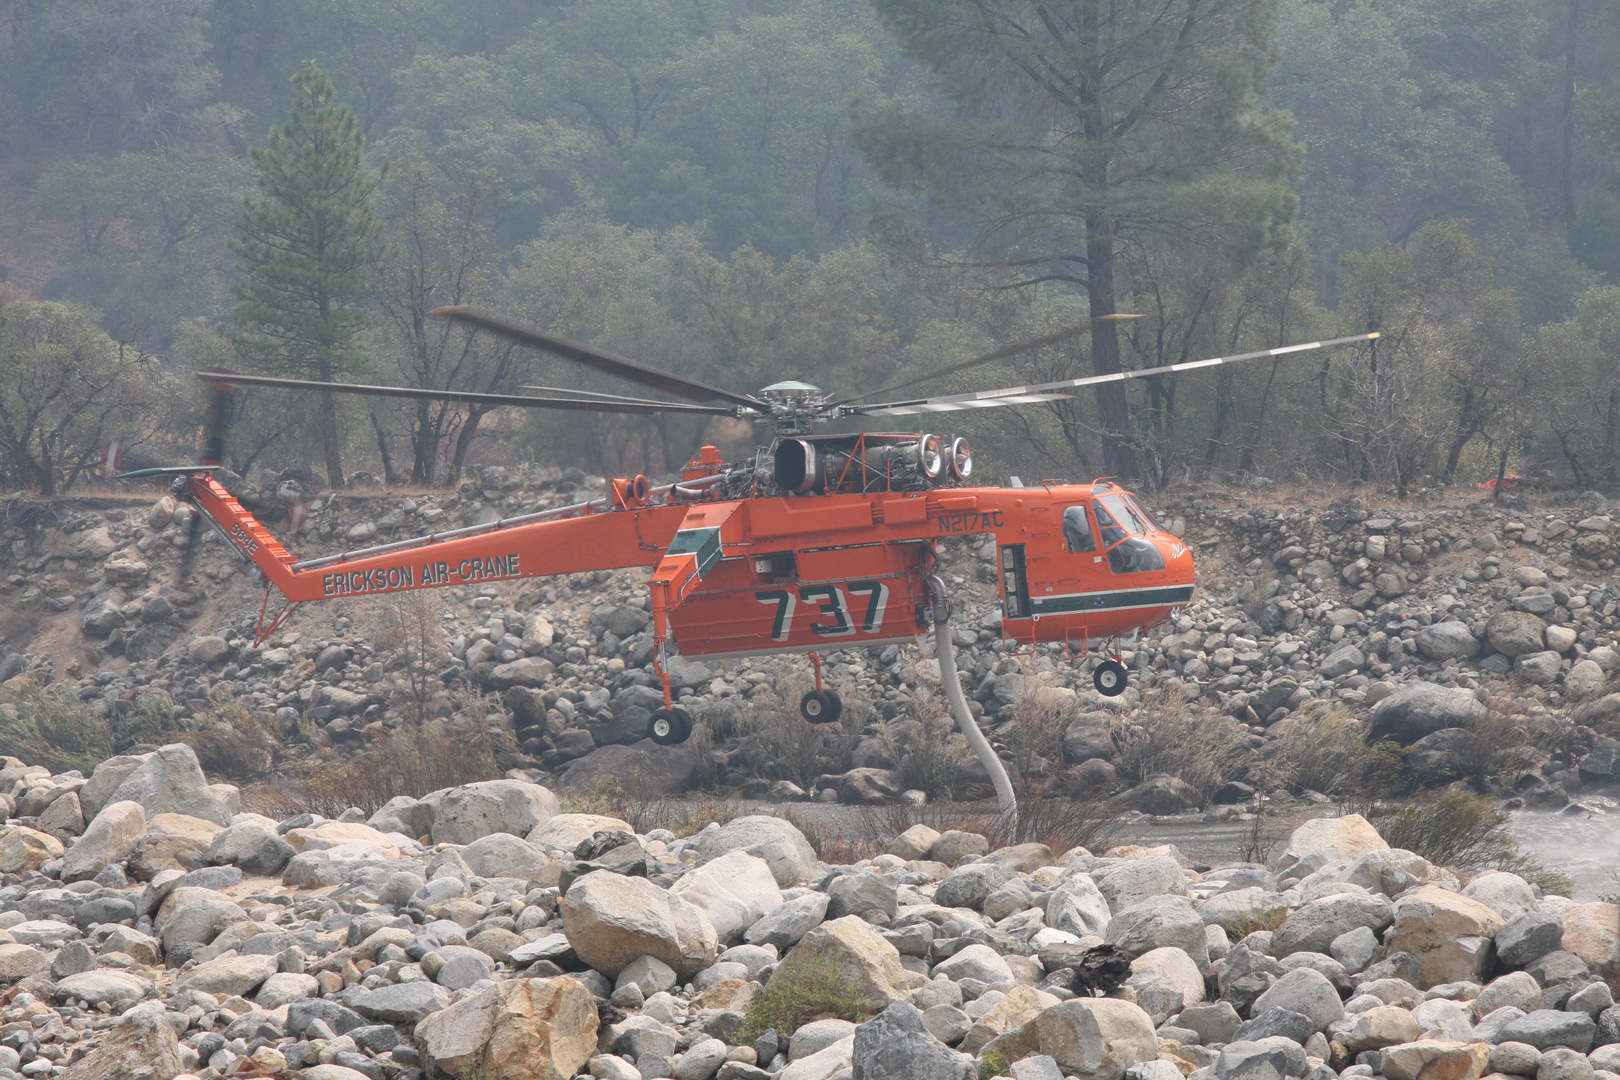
1091 499 1128 547
1062 505 1096 552
1098 493 1150 535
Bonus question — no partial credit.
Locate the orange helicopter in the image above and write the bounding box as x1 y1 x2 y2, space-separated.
133 310 1377 746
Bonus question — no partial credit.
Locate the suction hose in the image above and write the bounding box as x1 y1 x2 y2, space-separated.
926 574 1018 831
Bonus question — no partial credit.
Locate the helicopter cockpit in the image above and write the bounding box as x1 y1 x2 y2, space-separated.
1062 487 1168 574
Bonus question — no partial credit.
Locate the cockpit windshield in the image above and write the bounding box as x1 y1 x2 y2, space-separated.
1096 493 1152 535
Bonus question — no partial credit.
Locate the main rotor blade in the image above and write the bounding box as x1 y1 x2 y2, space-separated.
194 372 738 417
829 314 1143 408
859 393 1072 417
849 332 1380 415
434 306 768 411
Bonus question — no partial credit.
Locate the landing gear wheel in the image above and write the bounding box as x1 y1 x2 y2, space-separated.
1093 659 1128 697
649 707 693 745
824 690 843 723
800 690 839 724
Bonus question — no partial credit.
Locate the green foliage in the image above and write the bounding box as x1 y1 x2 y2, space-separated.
231 62 387 488
0 299 168 495
0 686 186 774
738 954 875 1044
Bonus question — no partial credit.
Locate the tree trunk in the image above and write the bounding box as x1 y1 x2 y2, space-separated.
448 406 489 483
1085 218 1137 480
369 412 397 487
1563 0 1581 229
318 385 343 489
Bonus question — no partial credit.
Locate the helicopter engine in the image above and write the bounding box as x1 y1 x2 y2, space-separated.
772 432 971 494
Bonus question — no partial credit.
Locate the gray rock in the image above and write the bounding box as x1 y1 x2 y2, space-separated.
828 873 899 921
352 981 452 1024
793 1019 858 1060
1216 1040 1292 1080
923 1004 972 1047
1415 622 1480 661
1271 893 1394 957
1105 894 1210 965
1094 858 1188 914
1476 1007 1531 1044
1537 1047 1594 1080
90 744 230 825
1318 645 1367 678
1250 967 1344 1032
429 780 560 845
1330 927 1379 974
1488 612 1550 658
696 816 819 887
459 832 550 882
851 1001 975 1080
1498 913 1567 969
934 863 1010 911
1047 871 1112 938
1232 1008 1315 1045
1516 651 1565 684
1179 1002 1242 1045
1368 683 1485 745
745 892 828 950
1500 1010 1597 1051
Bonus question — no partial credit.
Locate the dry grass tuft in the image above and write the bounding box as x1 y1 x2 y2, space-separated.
561 773 744 837
1107 687 1250 805
243 718 510 818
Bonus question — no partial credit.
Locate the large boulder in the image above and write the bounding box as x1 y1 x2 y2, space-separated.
1275 814 1387 872
1461 873 1538 922
59 1001 182 1080
527 814 634 855
153 887 248 956
1487 612 1550 658
206 820 295 876
767 916 911 1014
61 800 145 883
459 833 551 883
556 740 699 796
1387 885 1505 988
0 826 63 874
560 870 717 978
82 745 230 825
414 975 597 1080
984 997 1158 1080
1092 858 1188 913
670 850 783 943
1560 903 1620 980
694 815 818 887
1047 871 1112 938
745 892 830 950
1104 895 1210 965
430 780 560 845
851 1001 976 1080
175 953 279 997
1368 685 1485 746
1271 893 1395 957
1251 968 1344 1032
1416 622 1481 662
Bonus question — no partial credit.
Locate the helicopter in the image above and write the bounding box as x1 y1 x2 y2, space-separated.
135 309 1377 749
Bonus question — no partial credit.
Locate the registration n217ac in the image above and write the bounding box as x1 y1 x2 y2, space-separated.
936 510 1004 534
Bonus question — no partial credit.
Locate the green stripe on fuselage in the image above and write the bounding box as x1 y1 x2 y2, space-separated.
1030 584 1194 615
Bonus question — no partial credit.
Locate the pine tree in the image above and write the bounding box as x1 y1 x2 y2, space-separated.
230 62 385 489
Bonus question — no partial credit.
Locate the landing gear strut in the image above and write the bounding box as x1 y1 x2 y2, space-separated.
649 707 692 745
1092 659 1129 697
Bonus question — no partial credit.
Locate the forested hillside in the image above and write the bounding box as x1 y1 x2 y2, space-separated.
1 0 1618 492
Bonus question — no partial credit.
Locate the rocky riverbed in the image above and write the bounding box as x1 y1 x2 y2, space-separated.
0 756 1615 1080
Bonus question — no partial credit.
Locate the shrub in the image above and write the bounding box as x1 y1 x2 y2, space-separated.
1256 705 1374 796
561 774 743 837
183 697 283 780
738 954 875 1044
893 691 970 800
0 684 187 773
247 718 510 818
735 675 862 789
1107 687 1250 805
1361 791 1575 896
989 786 1125 856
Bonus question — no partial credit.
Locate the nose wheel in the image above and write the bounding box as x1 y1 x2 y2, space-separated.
649 707 693 745
799 689 843 724
1092 659 1128 697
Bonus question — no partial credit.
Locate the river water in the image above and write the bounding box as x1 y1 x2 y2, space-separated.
768 802 1620 901
1114 808 1619 901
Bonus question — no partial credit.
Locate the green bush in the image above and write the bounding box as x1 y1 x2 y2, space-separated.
738 955 875 1044
1364 791 1575 896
